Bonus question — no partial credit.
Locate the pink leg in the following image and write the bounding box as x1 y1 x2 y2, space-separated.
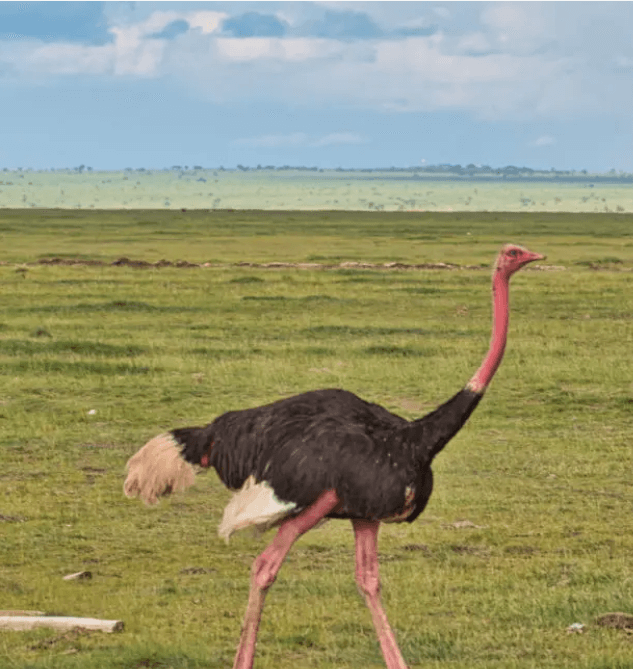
352 519 409 669
232 489 340 669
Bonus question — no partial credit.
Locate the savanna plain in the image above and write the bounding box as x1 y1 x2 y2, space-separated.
0 210 632 669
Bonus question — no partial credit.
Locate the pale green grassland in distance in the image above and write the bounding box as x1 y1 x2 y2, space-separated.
0 210 632 668
1 169 633 213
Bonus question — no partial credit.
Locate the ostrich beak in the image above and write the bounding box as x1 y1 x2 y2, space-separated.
524 250 546 264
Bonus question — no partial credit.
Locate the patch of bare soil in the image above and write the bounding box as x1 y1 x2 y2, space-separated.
0 258 561 271
29 627 93 651
595 612 633 631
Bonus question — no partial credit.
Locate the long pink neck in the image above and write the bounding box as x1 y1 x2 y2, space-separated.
466 269 510 393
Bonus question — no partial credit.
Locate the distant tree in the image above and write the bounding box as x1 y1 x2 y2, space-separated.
193 165 203 170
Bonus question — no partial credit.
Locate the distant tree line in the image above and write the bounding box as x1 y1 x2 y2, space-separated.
1 164 631 179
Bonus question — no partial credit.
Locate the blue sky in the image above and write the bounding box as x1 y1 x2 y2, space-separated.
1 1 631 172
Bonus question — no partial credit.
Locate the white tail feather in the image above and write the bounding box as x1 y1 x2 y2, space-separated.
218 476 296 542
124 433 196 505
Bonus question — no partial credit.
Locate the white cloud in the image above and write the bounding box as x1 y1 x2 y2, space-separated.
615 56 633 69
373 35 526 85
533 135 556 147
188 11 225 35
234 132 309 148
167 30 587 121
433 7 452 21
215 36 346 63
0 9 226 78
311 132 365 147
109 27 165 76
234 131 366 149
2 3 632 124
25 42 113 75
480 3 556 55
454 32 492 55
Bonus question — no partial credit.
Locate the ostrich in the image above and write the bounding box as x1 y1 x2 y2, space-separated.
124 243 544 669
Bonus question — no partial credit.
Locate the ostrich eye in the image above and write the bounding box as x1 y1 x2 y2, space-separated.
508 249 518 258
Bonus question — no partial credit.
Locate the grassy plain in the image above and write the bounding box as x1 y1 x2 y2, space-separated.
0 210 632 669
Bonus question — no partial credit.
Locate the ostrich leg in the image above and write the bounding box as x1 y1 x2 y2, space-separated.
353 519 408 669
232 489 340 669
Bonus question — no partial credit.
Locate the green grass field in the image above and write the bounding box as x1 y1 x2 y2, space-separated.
1 210 632 668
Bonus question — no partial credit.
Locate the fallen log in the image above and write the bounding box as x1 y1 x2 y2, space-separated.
0 616 124 633
62 570 92 581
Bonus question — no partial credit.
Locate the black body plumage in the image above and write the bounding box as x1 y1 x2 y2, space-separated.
171 387 482 523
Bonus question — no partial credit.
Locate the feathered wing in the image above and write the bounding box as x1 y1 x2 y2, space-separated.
205 390 413 518
123 433 196 505
218 475 297 542
124 388 483 531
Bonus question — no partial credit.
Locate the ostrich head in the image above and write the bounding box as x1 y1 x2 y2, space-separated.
494 244 545 278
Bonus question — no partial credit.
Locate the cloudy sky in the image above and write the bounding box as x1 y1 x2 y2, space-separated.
1 1 631 172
